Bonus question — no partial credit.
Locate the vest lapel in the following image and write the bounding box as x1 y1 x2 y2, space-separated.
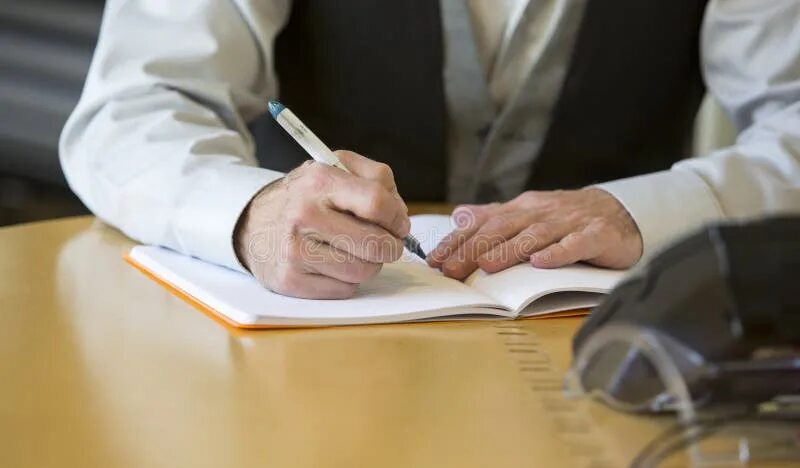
440 0 496 202
472 0 588 201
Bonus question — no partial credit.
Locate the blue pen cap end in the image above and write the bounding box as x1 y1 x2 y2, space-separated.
267 100 285 119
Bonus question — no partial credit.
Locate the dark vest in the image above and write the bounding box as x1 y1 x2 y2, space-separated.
251 0 707 201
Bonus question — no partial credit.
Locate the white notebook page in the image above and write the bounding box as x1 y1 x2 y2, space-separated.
409 214 456 254
130 246 504 326
466 263 625 312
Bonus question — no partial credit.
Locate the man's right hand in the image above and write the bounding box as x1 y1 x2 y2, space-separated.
234 151 410 299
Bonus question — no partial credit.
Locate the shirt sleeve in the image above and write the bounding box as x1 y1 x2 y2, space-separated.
59 0 292 271
596 0 800 262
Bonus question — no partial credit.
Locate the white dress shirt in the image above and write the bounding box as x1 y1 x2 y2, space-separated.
60 0 800 273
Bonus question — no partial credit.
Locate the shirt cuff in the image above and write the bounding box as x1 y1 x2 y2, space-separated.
595 170 725 263
174 164 284 273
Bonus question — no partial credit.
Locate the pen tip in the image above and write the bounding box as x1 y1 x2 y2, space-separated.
403 236 427 261
267 100 285 119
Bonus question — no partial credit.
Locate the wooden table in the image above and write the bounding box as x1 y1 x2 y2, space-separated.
0 211 681 467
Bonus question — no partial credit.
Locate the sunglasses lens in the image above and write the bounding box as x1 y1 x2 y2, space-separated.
579 340 669 411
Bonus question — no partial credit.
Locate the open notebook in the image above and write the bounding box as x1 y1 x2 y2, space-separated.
126 214 626 328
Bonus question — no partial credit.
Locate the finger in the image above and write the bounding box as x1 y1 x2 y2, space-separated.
320 167 411 238
334 150 398 192
427 204 502 267
441 212 533 280
477 223 562 273
268 268 358 300
301 208 405 263
298 238 383 284
332 151 410 237
530 229 604 269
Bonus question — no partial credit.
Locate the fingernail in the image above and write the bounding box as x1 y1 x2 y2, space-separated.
530 252 549 265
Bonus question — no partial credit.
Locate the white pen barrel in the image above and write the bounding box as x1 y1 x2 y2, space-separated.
276 109 344 169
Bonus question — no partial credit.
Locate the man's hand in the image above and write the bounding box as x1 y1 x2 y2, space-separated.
234 151 410 299
427 189 642 280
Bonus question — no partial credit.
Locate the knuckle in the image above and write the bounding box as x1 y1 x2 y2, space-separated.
376 162 394 180
302 163 330 190
514 191 538 205
528 223 554 242
483 216 514 234
286 202 315 231
559 236 580 253
558 244 575 262
452 205 479 229
333 150 356 167
478 220 514 245
575 230 594 243
480 218 501 233
592 218 615 233
514 231 538 251
364 183 389 218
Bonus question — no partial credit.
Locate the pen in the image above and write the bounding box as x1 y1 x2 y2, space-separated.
267 100 427 261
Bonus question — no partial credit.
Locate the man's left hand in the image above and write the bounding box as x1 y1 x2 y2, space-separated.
427 188 643 280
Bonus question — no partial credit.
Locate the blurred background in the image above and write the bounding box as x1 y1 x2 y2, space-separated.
0 0 736 228
0 0 99 226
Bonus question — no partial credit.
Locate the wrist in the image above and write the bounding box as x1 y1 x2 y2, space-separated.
233 180 283 273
